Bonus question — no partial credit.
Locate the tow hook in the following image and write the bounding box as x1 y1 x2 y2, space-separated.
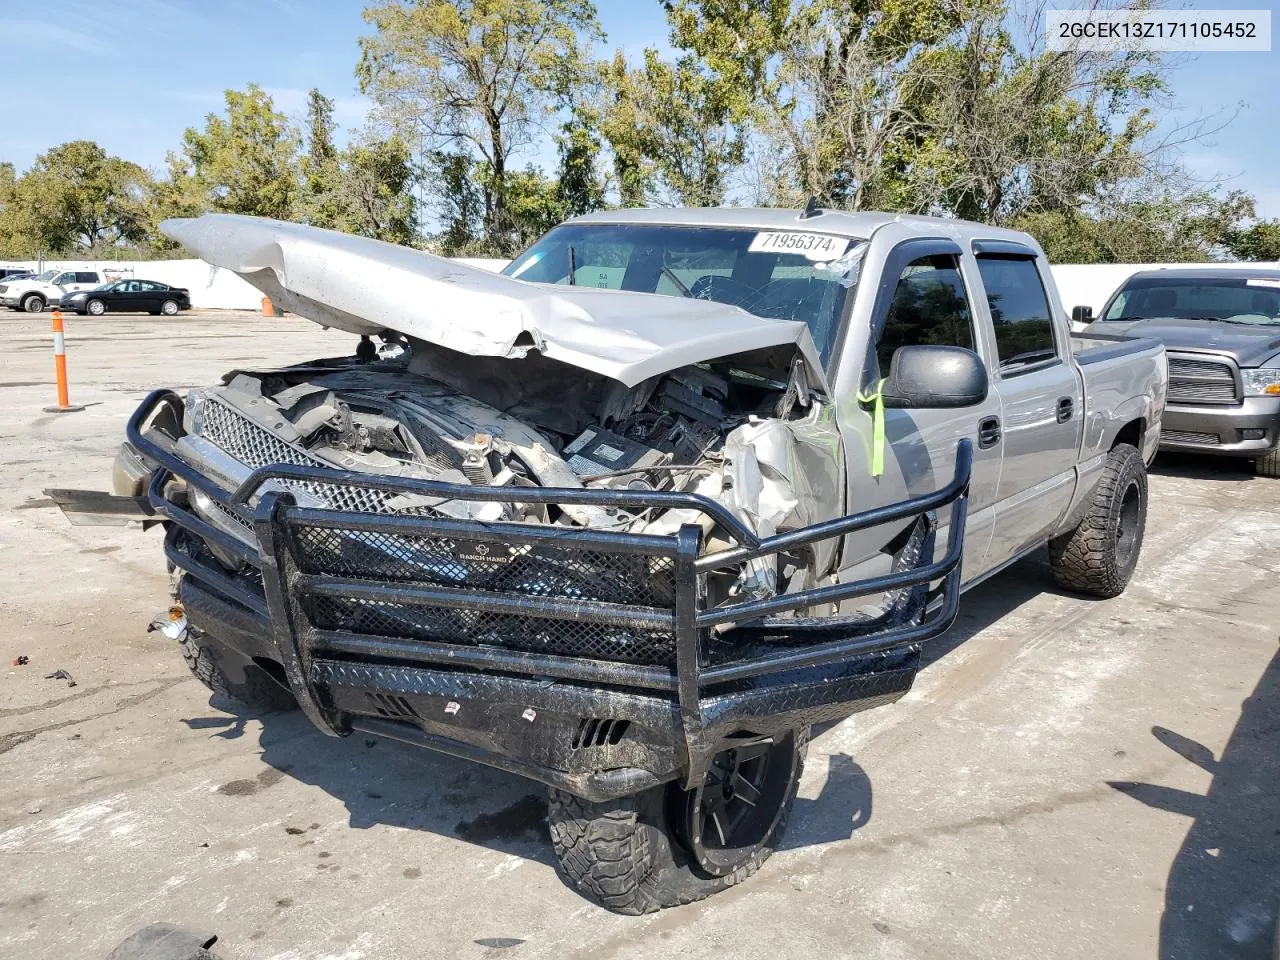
148 604 188 642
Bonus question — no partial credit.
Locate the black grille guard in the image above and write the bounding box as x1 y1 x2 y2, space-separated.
130 389 972 788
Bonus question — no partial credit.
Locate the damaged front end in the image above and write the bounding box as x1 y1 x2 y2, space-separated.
50 212 974 807
113 334 969 799
165 329 841 600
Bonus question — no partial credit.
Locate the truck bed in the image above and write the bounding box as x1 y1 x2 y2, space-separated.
1071 330 1165 367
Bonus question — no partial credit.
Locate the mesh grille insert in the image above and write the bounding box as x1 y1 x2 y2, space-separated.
199 400 452 519
305 594 677 666
290 525 676 607
202 400 315 469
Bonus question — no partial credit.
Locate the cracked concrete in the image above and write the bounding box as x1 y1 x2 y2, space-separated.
0 310 1277 959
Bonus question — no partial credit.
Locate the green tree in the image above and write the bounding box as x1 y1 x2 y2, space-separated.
663 0 998 208
429 150 484 254
596 49 744 207
503 164 563 247
0 161 28 257
358 0 602 253
664 0 1168 223
3 141 150 254
1225 220 1280 261
554 121 605 218
1018 187 1257 263
888 10 1162 225
174 85 300 219
301 88 343 229
330 133 419 244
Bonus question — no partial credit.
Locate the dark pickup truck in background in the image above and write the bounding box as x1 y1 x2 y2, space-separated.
1082 267 1280 476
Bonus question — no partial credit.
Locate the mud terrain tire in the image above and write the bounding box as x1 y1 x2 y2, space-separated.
178 629 296 712
1049 442 1147 598
547 728 807 913
1255 447 1280 478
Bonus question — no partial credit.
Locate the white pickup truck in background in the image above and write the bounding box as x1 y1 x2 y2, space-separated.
1 269 103 313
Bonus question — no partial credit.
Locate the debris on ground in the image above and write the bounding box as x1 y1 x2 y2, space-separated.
42 669 75 687
12 655 28 666
105 922 219 960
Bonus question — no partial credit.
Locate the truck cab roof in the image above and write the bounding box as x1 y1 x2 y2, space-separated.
566 206 1044 248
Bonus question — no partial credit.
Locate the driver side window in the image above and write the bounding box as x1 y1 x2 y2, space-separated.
875 254 975 375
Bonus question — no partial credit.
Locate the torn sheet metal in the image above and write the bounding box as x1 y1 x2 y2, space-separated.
642 407 843 594
159 214 825 388
715 413 843 594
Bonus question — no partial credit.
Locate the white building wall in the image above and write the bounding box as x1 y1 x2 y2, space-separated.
0 257 510 310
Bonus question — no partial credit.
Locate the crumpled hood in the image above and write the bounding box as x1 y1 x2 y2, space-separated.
160 214 824 388
1092 317 1280 366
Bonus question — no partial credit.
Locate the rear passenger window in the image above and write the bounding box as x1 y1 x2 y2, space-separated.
976 257 1057 373
76 272 99 283
875 254 975 374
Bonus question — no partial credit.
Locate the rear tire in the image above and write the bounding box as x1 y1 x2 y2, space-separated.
1255 448 1280 478
548 729 807 913
178 628 296 712
21 293 44 313
1049 442 1147 598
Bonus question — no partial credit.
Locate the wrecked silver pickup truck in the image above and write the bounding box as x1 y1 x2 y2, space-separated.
53 209 1166 913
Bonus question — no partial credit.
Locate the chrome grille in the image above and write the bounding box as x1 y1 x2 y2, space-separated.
1167 356 1238 405
201 400 314 469
1161 429 1220 446
198 400 447 519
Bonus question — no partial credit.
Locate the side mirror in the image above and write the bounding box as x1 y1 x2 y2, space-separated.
881 345 988 409
1071 304 1093 324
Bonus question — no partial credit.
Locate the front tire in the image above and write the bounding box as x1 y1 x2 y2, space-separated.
548 729 807 913
1049 442 1147 598
178 627 296 712
85 299 106 316
160 299 179 316
21 293 44 313
1255 447 1280 478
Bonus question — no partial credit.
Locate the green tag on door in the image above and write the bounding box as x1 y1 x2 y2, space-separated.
856 378 887 478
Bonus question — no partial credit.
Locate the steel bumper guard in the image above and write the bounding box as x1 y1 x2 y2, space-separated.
130 390 972 800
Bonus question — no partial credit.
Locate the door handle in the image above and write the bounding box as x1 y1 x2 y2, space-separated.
1057 397 1073 423
978 416 1001 449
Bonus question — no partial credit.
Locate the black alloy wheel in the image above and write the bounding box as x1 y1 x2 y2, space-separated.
673 732 801 877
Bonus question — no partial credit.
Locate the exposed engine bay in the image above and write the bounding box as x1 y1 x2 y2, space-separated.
175 335 843 605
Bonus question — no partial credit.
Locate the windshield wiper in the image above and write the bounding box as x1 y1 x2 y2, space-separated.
566 245 576 286
661 265 692 297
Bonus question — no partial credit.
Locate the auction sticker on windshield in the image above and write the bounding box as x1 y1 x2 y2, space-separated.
749 231 849 261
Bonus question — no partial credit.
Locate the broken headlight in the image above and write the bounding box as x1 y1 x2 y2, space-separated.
184 390 210 436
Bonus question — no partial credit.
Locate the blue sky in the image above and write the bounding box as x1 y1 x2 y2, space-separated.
2 0 1277 216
